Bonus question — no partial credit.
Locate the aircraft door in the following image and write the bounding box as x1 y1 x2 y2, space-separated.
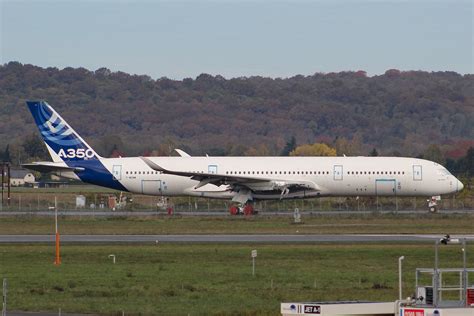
142 180 162 195
413 165 422 181
375 179 396 196
333 165 343 181
208 165 218 174
112 165 122 181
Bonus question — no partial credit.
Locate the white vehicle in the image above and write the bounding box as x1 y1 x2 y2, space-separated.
24 101 464 213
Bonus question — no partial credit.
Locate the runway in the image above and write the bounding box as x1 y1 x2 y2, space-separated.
1 234 473 243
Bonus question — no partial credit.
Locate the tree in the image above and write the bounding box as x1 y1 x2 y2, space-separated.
244 144 271 156
457 147 474 177
1 144 11 162
280 136 296 156
22 134 48 161
333 136 363 156
98 135 125 157
290 143 337 156
423 144 445 165
369 148 379 156
0 63 472 159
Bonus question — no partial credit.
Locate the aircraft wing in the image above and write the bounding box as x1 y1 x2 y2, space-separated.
22 162 84 173
140 157 320 192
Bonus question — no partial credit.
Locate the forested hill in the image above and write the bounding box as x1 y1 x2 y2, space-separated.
0 62 473 159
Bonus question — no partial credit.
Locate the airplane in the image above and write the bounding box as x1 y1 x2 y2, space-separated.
23 101 464 213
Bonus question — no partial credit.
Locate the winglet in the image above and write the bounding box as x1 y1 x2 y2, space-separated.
140 157 167 172
175 149 191 157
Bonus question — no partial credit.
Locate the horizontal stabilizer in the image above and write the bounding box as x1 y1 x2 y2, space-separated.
22 162 84 173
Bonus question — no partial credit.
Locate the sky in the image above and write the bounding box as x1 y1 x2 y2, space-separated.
1 0 472 79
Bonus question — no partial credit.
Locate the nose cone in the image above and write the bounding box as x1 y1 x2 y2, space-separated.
457 179 464 192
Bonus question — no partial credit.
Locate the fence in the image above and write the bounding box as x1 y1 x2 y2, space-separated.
0 190 472 213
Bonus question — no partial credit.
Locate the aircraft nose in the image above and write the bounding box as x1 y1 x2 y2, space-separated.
457 179 464 192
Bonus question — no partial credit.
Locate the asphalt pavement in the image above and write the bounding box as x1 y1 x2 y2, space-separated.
1 234 473 243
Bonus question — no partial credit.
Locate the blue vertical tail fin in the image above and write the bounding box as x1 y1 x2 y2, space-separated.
26 101 100 162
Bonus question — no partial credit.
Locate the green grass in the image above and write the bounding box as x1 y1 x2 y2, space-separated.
1 243 472 315
0 213 473 235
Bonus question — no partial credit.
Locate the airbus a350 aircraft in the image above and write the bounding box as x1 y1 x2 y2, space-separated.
24 101 463 212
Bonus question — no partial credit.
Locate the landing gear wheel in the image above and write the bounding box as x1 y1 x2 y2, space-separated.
243 204 254 216
229 205 239 215
427 196 440 213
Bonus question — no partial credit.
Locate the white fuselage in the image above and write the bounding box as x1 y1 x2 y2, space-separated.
25 101 464 203
90 156 462 200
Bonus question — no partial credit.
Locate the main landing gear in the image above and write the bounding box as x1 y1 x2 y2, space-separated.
229 203 257 215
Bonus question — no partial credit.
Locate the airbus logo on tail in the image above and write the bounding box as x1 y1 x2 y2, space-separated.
58 148 95 159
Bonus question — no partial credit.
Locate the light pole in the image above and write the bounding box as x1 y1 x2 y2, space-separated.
398 256 405 300
2 278 6 316
50 197 61 265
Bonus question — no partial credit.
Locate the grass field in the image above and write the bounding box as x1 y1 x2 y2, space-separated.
0 213 473 235
2 186 473 315
1 243 472 315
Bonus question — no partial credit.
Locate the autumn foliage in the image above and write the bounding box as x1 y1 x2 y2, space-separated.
0 62 472 161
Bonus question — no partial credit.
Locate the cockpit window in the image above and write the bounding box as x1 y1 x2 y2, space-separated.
437 168 451 176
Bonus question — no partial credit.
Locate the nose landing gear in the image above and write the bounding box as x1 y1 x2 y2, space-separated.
427 195 441 213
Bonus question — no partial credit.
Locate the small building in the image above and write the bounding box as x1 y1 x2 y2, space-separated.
9 169 35 186
30 181 69 189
